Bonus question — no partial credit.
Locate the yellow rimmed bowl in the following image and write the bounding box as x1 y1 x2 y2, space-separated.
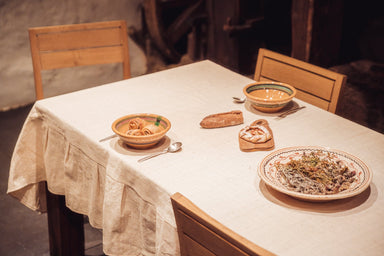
112 113 171 149
243 82 297 113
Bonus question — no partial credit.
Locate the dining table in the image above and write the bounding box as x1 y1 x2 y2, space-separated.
8 60 384 256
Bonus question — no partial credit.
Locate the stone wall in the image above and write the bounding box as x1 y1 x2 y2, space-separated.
0 0 147 110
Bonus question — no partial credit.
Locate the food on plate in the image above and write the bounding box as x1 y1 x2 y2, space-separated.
200 110 243 128
126 117 164 136
238 119 274 151
142 123 162 135
128 117 147 130
275 151 356 195
126 129 144 136
239 124 272 143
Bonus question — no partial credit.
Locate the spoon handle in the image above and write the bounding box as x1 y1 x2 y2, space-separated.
99 134 118 142
138 151 167 163
232 97 246 103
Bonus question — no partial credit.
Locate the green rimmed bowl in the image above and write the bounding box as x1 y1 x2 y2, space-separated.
243 82 297 113
112 113 171 149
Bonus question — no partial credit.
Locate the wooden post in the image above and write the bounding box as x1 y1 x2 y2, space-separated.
206 0 264 74
291 0 344 67
206 0 240 71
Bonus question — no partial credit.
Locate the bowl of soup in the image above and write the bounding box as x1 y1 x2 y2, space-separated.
112 113 171 149
243 82 296 112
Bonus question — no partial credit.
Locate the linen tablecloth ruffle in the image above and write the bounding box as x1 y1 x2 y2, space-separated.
8 106 179 256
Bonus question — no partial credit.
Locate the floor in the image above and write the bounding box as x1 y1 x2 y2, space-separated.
0 105 104 256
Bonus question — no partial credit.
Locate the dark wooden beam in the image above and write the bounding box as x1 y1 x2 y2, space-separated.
291 0 344 67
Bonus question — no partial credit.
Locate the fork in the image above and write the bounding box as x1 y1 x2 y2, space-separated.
277 106 306 118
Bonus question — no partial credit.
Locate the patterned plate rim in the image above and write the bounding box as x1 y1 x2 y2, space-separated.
258 146 372 201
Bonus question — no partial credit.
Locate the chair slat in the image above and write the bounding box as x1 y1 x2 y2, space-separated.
36 27 123 51
295 89 330 110
40 46 124 70
178 210 250 256
259 76 330 110
260 57 335 101
184 234 217 256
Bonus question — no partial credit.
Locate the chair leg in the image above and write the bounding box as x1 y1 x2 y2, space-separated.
45 183 84 256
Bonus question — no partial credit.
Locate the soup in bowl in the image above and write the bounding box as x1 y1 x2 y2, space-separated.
243 82 296 112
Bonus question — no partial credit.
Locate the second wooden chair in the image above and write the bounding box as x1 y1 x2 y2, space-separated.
171 192 275 256
29 20 131 100
254 48 346 113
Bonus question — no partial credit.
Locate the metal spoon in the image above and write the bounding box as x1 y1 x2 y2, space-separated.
232 96 246 103
99 134 117 142
138 142 182 162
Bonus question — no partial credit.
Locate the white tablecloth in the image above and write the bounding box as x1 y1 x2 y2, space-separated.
8 60 384 255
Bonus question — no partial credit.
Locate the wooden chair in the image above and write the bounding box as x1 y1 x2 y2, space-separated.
29 20 131 100
171 193 275 256
254 48 346 113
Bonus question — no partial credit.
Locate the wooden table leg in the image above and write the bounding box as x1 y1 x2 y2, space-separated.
45 183 84 256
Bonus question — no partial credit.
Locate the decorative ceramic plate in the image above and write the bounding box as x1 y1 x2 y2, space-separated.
258 146 372 201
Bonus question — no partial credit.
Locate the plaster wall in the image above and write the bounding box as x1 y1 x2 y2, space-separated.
0 0 147 111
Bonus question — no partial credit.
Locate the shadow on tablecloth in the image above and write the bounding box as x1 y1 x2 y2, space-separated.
257 180 377 215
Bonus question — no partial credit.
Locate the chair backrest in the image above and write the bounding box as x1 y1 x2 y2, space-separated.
171 193 275 256
254 48 346 113
29 20 131 100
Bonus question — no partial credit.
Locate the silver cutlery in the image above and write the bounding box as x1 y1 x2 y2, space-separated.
138 142 182 162
99 134 117 142
277 106 306 118
232 96 246 103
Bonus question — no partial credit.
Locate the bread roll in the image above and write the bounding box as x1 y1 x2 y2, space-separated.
200 110 243 128
239 125 271 143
